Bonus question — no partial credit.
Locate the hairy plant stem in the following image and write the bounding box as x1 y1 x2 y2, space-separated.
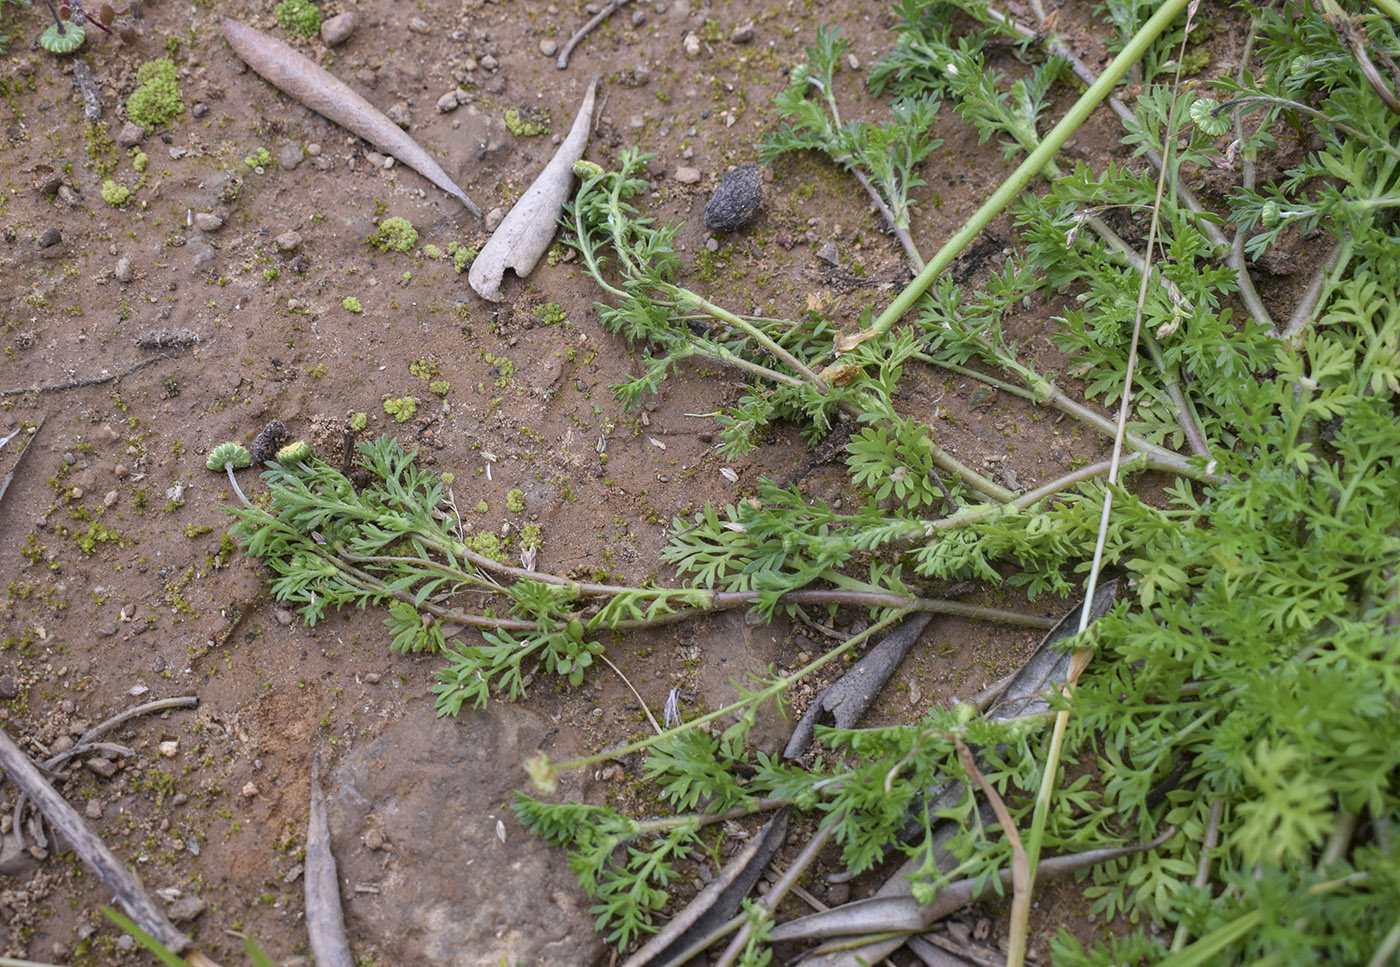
679 290 829 388
550 610 909 774
866 0 1195 346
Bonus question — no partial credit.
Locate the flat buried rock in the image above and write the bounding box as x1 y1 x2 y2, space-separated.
327 702 606 967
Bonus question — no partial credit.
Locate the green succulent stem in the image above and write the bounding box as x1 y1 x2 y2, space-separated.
866 0 1195 343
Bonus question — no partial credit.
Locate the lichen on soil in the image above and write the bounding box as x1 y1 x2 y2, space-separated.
0 0 1154 963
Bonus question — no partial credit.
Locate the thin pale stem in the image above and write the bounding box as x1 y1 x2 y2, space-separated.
867 0 1194 342
984 2 1277 333
550 609 908 773
1023 2 1195 902
679 289 830 388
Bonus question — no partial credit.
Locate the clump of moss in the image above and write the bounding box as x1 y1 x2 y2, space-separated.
274 0 322 37
101 179 131 206
126 58 184 132
503 106 550 137
383 397 417 422
447 241 478 273
371 217 418 253
423 243 443 260
130 149 149 172
507 489 525 513
348 411 368 431
342 296 363 314
243 146 273 169
429 380 450 396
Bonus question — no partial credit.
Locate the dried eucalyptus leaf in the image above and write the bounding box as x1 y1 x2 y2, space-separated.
221 18 482 218
469 76 598 302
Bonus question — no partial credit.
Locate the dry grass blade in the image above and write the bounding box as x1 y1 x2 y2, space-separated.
953 737 1028 967
221 18 483 218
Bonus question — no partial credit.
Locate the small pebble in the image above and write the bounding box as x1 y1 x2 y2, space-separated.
436 89 461 113
407 16 431 34
159 740 179 757
193 212 223 232
683 32 701 57
485 207 506 233
37 226 61 249
817 240 841 264
630 8 646 26
116 121 143 146
168 897 207 924
539 38 557 56
847 53 861 71
480 53 499 70
86 758 118 778
103 490 118 507
365 150 389 168
0 675 17 700
85 799 103 820
730 20 755 43
114 256 133 282
277 143 304 169
306 142 322 157
321 10 358 46
275 231 303 253
363 827 386 851
241 781 259 798
274 608 295 626
58 184 82 207
674 166 701 184
705 237 719 251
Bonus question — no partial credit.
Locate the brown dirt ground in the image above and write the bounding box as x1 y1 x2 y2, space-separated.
0 0 1303 964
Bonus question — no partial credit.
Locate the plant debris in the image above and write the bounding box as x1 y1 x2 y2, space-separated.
221 18 484 219
468 76 598 301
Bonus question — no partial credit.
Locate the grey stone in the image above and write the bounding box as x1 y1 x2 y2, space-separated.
0 675 17 699
321 10 358 45
114 256 134 283
327 703 605 966
275 231 303 253
704 163 762 232
193 212 223 232
37 226 61 249
408 16 431 33
480 53 499 70
85 757 118 778
167 896 207 923
730 20 755 43
673 166 701 185
0 832 38 875
484 207 506 233
539 38 557 56
437 89 461 113
116 121 144 147
278 143 304 169
387 101 412 130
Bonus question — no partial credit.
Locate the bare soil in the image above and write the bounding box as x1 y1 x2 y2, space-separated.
0 0 1284 964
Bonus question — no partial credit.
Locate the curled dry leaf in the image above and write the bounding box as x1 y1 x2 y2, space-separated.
469 76 599 302
221 18 482 219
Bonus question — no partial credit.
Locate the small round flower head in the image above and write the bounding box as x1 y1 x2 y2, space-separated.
207 442 252 472
276 440 314 464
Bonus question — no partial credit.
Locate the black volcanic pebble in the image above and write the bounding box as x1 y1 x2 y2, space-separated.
704 164 763 233
248 419 289 465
